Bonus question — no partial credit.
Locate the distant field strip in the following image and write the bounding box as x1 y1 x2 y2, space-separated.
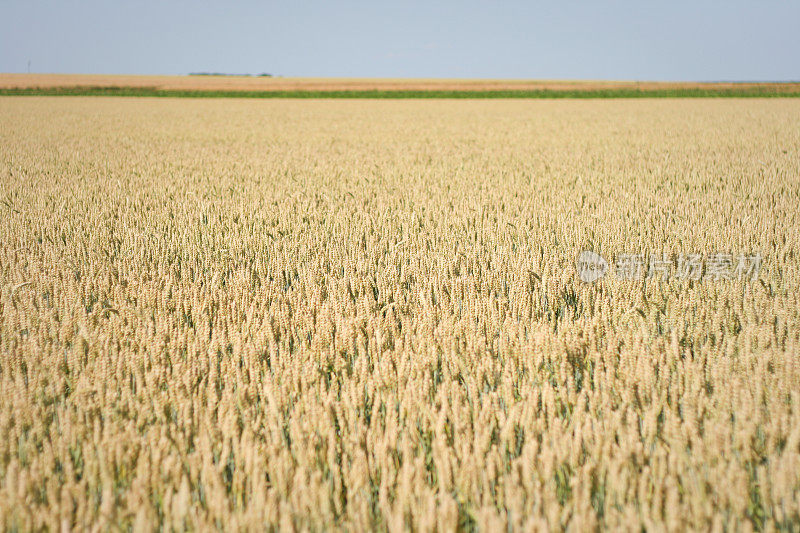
2 74 799 98
3 86 800 98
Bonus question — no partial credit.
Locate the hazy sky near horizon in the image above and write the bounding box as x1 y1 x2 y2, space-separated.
2 1 798 81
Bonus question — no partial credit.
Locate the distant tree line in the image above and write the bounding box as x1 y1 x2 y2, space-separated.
189 72 273 77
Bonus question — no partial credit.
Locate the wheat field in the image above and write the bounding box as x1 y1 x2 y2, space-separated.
1 97 799 531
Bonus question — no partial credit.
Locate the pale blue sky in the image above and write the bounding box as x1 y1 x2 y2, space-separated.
2 1 798 80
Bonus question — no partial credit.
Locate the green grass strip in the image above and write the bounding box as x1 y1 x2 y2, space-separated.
2 86 800 98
